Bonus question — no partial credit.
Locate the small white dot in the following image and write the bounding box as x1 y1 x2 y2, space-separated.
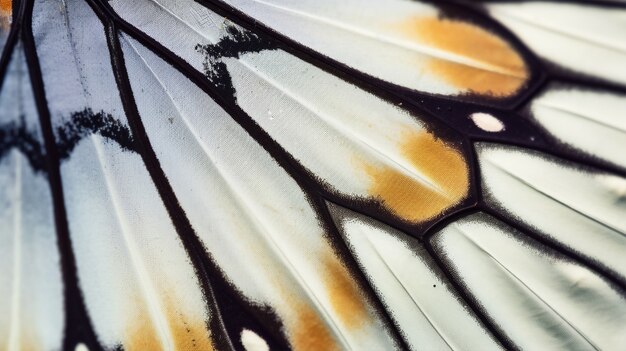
241 329 269 351
470 112 505 132
75 343 89 351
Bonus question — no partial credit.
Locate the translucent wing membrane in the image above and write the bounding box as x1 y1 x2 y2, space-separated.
530 84 626 170
110 0 474 230
220 49 471 224
0 42 63 351
122 35 400 350
1 0 625 350
487 2 626 86
478 144 626 283
329 204 502 351
215 0 530 98
432 213 626 350
30 0 216 349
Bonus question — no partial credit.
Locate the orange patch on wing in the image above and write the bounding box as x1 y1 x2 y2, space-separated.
322 254 368 329
291 302 339 351
0 0 10 13
276 267 341 351
276 251 371 350
125 311 163 351
0 0 11 31
124 298 214 351
169 312 214 350
398 16 528 97
363 130 469 222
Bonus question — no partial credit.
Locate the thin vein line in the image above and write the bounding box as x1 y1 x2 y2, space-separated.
21 0 102 348
101 16 236 350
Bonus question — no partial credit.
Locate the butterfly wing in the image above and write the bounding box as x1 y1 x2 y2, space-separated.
1 0 625 350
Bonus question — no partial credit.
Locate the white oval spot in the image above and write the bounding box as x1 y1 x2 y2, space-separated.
75 343 89 351
470 112 505 132
241 329 270 351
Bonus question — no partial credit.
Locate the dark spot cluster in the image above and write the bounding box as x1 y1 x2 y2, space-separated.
0 108 137 174
55 108 137 159
195 24 279 97
0 116 46 172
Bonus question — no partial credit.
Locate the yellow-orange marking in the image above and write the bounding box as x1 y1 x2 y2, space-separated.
291 301 339 351
124 297 214 351
125 311 162 351
397 16 528 96
322 254 368 329
363 130 469 222
272 248 375 350
0 0 11 31
0 0 10 14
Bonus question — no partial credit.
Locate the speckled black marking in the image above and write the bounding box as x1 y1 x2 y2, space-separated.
21 0 104 348
0 108 136 174
0 116 46 171
195 24 279 97
55 108 137 159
